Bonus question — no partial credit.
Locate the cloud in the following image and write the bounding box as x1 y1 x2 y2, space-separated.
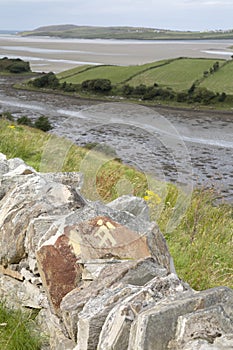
184 0 232 5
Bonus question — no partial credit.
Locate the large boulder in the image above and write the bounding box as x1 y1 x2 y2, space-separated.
0 158 84 266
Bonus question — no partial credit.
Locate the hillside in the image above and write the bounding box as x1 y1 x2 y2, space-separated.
21 24 233 40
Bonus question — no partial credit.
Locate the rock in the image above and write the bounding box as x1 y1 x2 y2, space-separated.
0 153 8 177
128 287 233 350
36 309 76 350
107 195 150 221
0 173 81 266
168 305 233 349
66 215 151 262
0 275 48 309
0 153 7 161
3 163 35 177
40 172 83 191
76 284 140 350
60 257 162 341
181 335 233 350
7 156 27 171
36 234 82 314
98 273 189 350
1 153 232 350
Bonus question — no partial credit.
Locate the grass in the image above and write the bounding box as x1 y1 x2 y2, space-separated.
200 60 233 94
0 302 41 350
128 58 224 91
58 60 170 85
0 118 232 292
56 64 93 80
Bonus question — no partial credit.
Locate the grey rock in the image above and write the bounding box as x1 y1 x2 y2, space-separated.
128 287 233 350
107 195 150 221
40 172 83 190
4 163 35 177
182 335 233 350
168 305 233 349
0 173 79 265
60 258 161 342
36 309 75 350
0 275 48 309
7 157 27 171
0 153 9 177
76 285 140 350
98 273 189 350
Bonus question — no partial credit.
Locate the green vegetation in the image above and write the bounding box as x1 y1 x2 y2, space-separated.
27 57 233 108
128 58 223 91
200 60 233 94
20 24 233 40
0 302 41 350
1 112 53 133
0 118 232 292
0 57 31 74
58 61 167 85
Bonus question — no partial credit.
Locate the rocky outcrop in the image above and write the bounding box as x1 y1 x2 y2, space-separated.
0 153 233 349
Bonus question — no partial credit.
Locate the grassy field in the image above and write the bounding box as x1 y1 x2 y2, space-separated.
0 117 232 292
57 57 228 93
57 64 93 80
58 60 170 85
200 60 233 94
128 58 223 91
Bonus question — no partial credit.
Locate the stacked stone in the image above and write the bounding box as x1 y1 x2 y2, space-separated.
0 153 232 350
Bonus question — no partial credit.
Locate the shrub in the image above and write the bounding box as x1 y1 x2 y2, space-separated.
8 61 30 73
34 116 52 132
17 116 33 127
81 79 112 93
31 72 59 89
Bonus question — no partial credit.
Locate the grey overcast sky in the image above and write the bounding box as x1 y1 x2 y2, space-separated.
0 0 232 31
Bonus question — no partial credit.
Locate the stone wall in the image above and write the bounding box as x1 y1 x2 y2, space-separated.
0 153 233 349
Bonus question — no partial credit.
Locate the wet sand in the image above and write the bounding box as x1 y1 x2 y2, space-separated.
0 75 232 203
0 35 233 72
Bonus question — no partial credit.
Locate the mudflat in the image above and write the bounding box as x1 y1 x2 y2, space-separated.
0 35 233 72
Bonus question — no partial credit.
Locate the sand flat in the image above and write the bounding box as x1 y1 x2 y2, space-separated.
0 35 233 72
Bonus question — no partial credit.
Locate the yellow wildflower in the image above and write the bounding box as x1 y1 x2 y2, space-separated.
8 125 15 129
144 190 161 205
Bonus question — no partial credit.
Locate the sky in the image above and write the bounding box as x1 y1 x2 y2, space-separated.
0 0 233 32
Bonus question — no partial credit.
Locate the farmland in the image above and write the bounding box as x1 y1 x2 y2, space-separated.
57 60 170 85
57 57 230 94
200 60 233 94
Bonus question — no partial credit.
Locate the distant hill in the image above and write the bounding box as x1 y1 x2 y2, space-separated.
20 25 233 40
33 24 78 32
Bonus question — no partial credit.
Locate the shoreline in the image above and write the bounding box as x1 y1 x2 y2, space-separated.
1 35 233 73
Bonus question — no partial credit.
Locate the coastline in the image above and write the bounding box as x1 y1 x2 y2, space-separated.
1 35 233 73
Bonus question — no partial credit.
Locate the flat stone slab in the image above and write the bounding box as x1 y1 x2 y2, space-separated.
66 216 151 262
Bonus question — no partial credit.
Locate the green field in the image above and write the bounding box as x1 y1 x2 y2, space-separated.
58 57 230 94
57 64 92 80
58 60 170 85
200 60 233 94
128 58 224 91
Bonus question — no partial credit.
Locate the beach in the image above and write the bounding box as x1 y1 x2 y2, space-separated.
0 35 233 72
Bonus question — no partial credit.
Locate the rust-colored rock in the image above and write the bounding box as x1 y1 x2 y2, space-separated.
66 216 151 262
36 235 82 314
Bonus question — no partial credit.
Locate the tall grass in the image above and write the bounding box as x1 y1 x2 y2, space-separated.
0 302 41 350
